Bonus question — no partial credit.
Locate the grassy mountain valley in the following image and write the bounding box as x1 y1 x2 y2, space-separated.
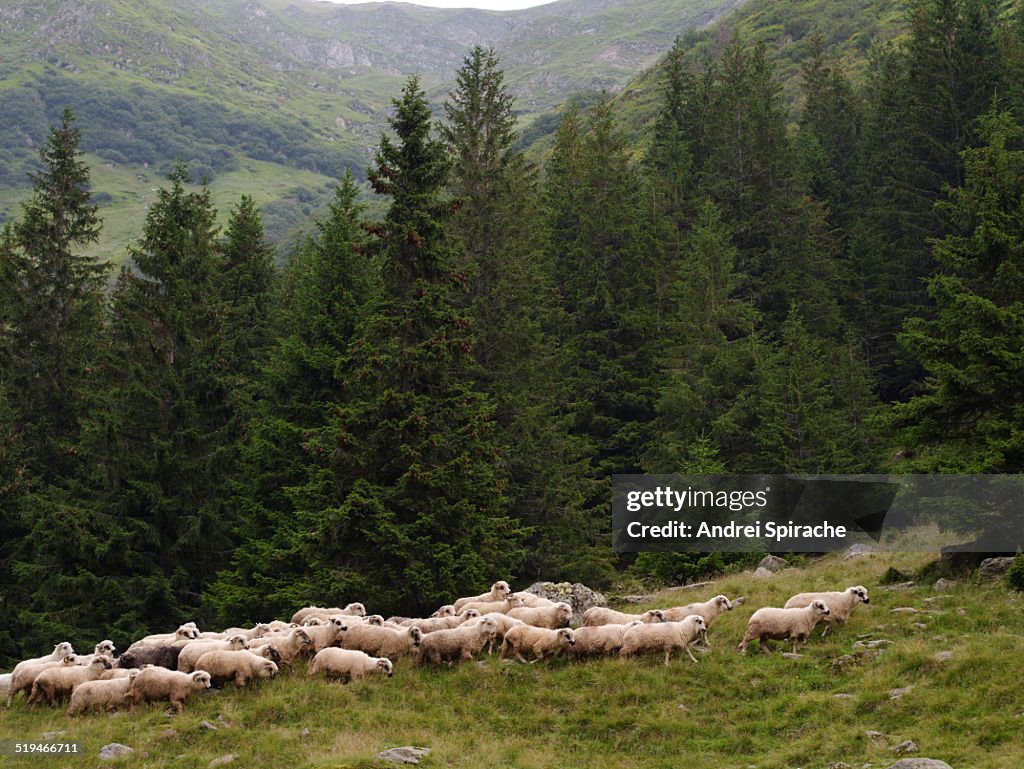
1 550 1019 768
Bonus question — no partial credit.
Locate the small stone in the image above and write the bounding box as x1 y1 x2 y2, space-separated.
99 743 134 760
889 686 913 700
677 703 690 712
40 731 66 740
884 760 953 769
300 728 310 739
853 639 893 650
844 543 875 560
892 740 919 756
955 607 966 615
753 566 775 579
782 652 803 660
913 623 928 629
161 729 179 740
833 693 855 700
828 763 853 769
932 578 954 590
199 720 219 731
978 556 1015 580
376 746 431 765
622 594 655 604
209 756 237 768
933 651 953 663
866 730 887 741
758 555 788 572
891 607 920 614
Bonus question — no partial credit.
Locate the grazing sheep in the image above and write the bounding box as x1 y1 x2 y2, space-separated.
452 581 512 612
581 607 666 627
127 668 211 714
177 635 249 673
247 628 312 667
290 603 366 625
620 616 708 665
216 623 272 641
128 624 199 650
338 624 423 659
71 640 117 666
193 650 278 687
29 656 112 707
507 602 573 629
117 644 183 670
67 670 139 716
511 591 558 608
6 655 78 708
303 616 349 652
308 648 394 683
566 622 640 660
418 617 498 670
100 667 141 680
457 595 525 616
783 586 869 636
431 605 457 618
10 642 75 679
398 609 479 633
471 612 524 654
500 626 576 663
661 595 734 627
738 600 831 654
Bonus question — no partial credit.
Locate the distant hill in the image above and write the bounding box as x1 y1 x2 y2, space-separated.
0 0 740 258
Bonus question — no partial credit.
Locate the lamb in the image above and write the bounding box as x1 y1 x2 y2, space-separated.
566 622 640 661
507 602 573 629
66 670 139 716
452 580 511 612
738 600 831 654
431 605 457 618
661 595 734 627
783 586 869 636
338 624 423 659
290 603 366 624
193 650 278 687
417 616 498 670
620 616 708 665
500 626 576 663
29 656 112 707
128 624 199 650
73 640 117 665
398 609 479 633
457 594 525 616
177 635 249 673
6 655 78 708
303 616 349 652
126 668 211 714
247 628 312 667
308 648 393 682
117 644 184 670
581 607 666 627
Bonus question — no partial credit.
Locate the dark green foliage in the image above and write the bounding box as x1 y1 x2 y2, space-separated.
1008 551 1024 592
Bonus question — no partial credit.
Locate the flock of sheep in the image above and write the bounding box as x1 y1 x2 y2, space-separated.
0 581 870 717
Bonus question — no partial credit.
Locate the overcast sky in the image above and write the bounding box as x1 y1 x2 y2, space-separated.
323 0 556 10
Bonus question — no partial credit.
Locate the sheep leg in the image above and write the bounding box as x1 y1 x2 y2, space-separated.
664 648 672 666
685 645 699 664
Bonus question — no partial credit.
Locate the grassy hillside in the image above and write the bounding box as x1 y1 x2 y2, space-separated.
2 549 1019 768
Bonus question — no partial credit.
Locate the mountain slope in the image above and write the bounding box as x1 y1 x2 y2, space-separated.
0 0 739 257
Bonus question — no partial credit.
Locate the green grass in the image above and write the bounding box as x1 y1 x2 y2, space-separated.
3 550 1020 768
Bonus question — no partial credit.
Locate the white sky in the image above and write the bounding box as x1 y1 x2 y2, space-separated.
322 0 556 10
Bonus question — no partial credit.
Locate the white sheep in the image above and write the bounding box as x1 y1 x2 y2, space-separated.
457 594 525 616
215 623 272 641
66 670 139 716
511 591 558 608
581 607 666 627
290 603 366 624
73 640 117 665
308 648 394 683
738 600 831 654
661 594 734 627
338 624 422 659
566 622 640 660
177 635 249 673
452 581 511 612
29 656 112 707
500 626 576 663
193 650 278 687
247 628 313 667
473 612 525 654
127 668 211 714
398 609 479 633
507 602 573 629
783 586 869 636
6 655 77 708
303 616 349 652
418 616 498 669
10 642 75 679
127 624 199 650
431 605 457 618
620 616 708 665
